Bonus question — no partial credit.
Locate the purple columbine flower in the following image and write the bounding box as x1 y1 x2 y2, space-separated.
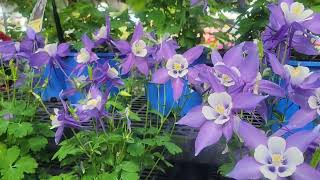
151 45 204 101
228 121 320 180
0 41 29 61
263 0 320 55
20 28 45 53
30 42 70 68
149 33 179 63
92 62 124 87
92 16 111 46
112 22 150 76
176 91 267 155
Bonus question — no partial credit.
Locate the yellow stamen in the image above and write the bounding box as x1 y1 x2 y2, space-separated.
215 104 225 114
173 63 182 71
272 154 283 166
292 68 301 77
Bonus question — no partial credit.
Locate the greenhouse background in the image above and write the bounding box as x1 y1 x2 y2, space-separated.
0 0 320 179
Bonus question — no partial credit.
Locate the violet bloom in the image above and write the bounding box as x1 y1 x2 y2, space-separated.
151 45 204 101
150 33 179 63
112 22 150 76
20 28 45 53
0 41 28 61
92 16 111 46
176 91 267 155
228 121 320 180
263 0 320 55
92 62 124 87
30 42 70 68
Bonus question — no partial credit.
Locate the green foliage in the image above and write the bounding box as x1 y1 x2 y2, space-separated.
311 148 320 168
0 146 38 180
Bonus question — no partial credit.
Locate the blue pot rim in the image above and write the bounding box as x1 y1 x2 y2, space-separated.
288 60 320 67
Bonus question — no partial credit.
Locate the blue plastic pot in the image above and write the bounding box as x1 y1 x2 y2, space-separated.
272 60 320 134
39 65 66 101
145 80 202 117
63 52 123 104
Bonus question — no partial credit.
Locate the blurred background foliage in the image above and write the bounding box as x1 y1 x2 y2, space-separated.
0 0 320 50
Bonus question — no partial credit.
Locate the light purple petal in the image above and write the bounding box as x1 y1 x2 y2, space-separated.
176 105 207 128
112 40 131 54
293 35 319 56
266 52 286 78
135 57 149 76
151 68 170 84
238 50 259 83
55 126 64 145
259 80 285 97
273 109 317 136
223 120 233 142
292 163 320 180
223 43 244 67
256 101 268 120
301 72 320 89
29 51 50 67
303 14 320 34
238 121 268 150
227 156 262 180
172 78 184 101
121 53 135 75
211 49 223 64
157 40 177 60
183 45 204 64
131 22 144 44
195 121 222 156
26 28 36 40
232 92 268 110
286 129 320 153
57 43 70 57
268 4 285 30
82 34 94 50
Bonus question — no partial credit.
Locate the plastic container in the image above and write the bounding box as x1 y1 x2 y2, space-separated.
272 60 320 134
145 80 202 117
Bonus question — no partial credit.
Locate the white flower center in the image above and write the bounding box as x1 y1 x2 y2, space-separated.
93 26 107 40
107 67 119 79
76 48 91 64
308 88 320 115
132 40 147 57
82 95 102 110
284 65 311 85
50 108 62 129
166 54 189 78
254 137 304 180
202 92 233 125
214 65 241 87
281 2 313 24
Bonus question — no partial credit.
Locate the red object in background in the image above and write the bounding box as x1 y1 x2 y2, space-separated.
0 31 11 41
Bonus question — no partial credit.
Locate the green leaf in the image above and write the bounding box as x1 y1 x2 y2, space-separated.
127 143 145 156
1 167 24 180
311 148 320 168
97 172 118 180
0 120 9 135
163 142 182 155
6 146 20 165
120 171 139 180
52 143 82 161
128 111 141 121
218 162 235 176
121 161 139 173
15 156 38 174
28 136 48 152
7 122 33 138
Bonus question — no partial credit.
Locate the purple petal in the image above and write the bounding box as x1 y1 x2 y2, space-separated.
211 49 223 64
151 68 170 84
176 105 207 128
227 156 262 180
223 120 233 142
105 16 111 36
190 0 200 6
82 34 94 50
157 40 177 60
29 51 50 67
268 4 286 30
273 109 317 136
26 28 36 40
256 101 268 120
223 43 244 67
238 50 259 83
57 43 70 57
238 121 267 150
195 121 222 156
232 92 268 110
259 80 285 97
183 45 204 64
292 35 319 55
286 127 320 153
214 65 240 83
292 163 320 180
301 72 320 89
55 126 64 145
112 40 131 54
121 53 135 75
265 52 286 78
135 57 149 76
303 14 320 34
131 22 144 44
172 78 184 101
